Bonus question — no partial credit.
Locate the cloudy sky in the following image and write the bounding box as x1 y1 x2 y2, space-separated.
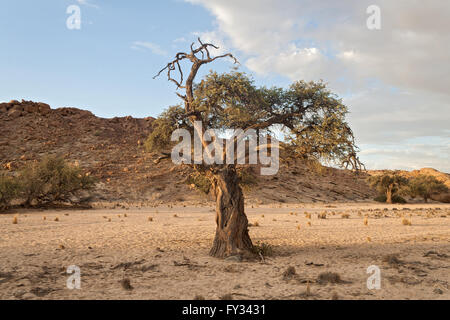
1 1 449 172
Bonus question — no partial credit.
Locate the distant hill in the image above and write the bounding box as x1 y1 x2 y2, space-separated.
9 99 447 205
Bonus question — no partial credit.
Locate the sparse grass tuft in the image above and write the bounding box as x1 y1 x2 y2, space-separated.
341 213 350 219
318 212 327 219
383 254 402 265
364 217 368 226
252 242 273 257
317 272 342 284
307 222 311 227
219 294 233 300
402 218 412 226
54 217 59 222
12 216 18 224
282 266 296 280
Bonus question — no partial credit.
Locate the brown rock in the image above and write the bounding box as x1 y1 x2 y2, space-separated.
24 104 39 113
37 103 51 115
7 108 22 119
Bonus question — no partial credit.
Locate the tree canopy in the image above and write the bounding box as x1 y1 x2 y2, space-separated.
407 175 448 202
148 70 363 170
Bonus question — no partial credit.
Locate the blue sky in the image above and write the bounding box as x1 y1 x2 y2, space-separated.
0 0 285 118
1 1 449 172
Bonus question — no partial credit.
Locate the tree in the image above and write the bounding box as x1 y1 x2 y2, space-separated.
19 156 95 206
367 173 408 204
408 175 448 203
0 172 19 211
152 38 363 258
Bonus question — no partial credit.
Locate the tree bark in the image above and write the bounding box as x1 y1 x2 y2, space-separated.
386 185 393 204
209 166 253 258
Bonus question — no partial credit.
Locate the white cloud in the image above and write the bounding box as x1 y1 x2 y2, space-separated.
131 41 167 56
185 0 450 172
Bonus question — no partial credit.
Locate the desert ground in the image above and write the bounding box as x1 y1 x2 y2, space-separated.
0 202 449 300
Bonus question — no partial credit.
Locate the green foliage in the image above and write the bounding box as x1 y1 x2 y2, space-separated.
251 242 274 257
0 172 19 210
367 173 409 203
19 156 95 206
237 167 257 190
186 172 211 195
374 194 407 204
407 175 448 202
145 105 189 153
148 71 363 170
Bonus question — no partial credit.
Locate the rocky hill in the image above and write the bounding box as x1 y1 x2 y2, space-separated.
1 100 383 205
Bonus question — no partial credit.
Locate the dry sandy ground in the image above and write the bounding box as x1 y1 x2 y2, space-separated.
0 202 449 300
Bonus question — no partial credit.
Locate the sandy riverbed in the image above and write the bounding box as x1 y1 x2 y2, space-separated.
0 202 449 300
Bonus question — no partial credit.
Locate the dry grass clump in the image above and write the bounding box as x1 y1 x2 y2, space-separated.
43 216 46 220
383 254 402 265
12 216 18 224
341 213 350 219
317 212 327 219
297 224 301 230
252 242 273 257
173 214 178 218
219 294 233 300
249 221 260 227
317 272 342 284
54 217 59 222
304 212 311 219
193 295 205 300
120 278 133 291
402 218 412 226
363 217 368 226
307 221 311 227
282 266 296 280
148 217 153 221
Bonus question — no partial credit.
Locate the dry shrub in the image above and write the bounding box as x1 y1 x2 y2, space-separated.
402 218 412 226
317 272 342 284
383 254 402 265
282 266 296 280
252 242 273 257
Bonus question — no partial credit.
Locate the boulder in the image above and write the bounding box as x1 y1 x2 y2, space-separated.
37 103 51 115
24 103 39 113
7 108 22 119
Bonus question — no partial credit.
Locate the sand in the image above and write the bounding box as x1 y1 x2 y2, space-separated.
0 202 449 300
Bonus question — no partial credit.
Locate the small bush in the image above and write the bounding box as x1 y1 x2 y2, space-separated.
402 218 412 226
19 156 95 206
0 172 19 210
317 272 342 284
252 242 273 257
186 172 211 195
374 194 406 204
317 212 327 219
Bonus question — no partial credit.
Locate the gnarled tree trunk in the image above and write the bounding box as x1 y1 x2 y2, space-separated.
209 166 253 258
386 184 393 204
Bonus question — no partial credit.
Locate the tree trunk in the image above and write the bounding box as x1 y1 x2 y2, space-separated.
386 186 393 204
209 166 253 258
